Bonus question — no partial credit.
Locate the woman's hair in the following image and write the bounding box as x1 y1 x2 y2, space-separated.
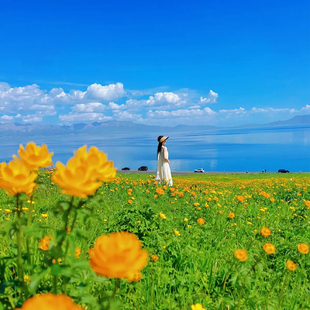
157 135 164 158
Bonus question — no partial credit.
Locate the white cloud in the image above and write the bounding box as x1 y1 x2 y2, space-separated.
85 83 125 102
59 113 112 123
109 102 125 110
72 102 106 113
220 107 246 114
200 90 218 104
0 115 14 120
113 110 143 121
147 107 217 118
22 115 42 123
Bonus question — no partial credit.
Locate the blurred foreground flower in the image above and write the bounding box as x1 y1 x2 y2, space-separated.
74 146 116 182
13 142 53 170
234 249 248 262
15 293 83 309
0 160 37 196
52 146 115 198
89 232 148 281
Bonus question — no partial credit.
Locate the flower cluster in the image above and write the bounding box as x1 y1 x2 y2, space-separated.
52 146 116 198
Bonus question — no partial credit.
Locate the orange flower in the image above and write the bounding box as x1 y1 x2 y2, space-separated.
285 260 297 271
297 243 309 254
151 254 159 261
260 226 271 238
13 142 53 171
89 232 148 280
0 160 37 196
237 195 245 203
197 218 205 225
128 199 133 204
263 243 276 254
234 249 248 262
193 202 200 207
16 293 83 309
304 200 310 209
127 271 142 282
52 147 107 198
40 236 53 251
228 212 235 219
156 187 165 195
73 146 116 182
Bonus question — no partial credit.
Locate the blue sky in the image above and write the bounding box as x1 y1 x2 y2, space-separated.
0 0 309 126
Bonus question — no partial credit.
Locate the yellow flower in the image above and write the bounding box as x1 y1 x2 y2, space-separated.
263 243 276 254
297 243 309 254
0 160 37 196
159 212 167 219
13 142 53 171
174 230 181 236
89 232 148 280
4 209 12 214
40 236 53 251
24 275 30 284
184 218 188 222
41 213 48 219
234 249 248 262
285 260 296 271
260 226 271 238
16 293 83 309
191 303 206 310
73 146 116 182
197 218 205 225
75 247 81 258
151 254 159 262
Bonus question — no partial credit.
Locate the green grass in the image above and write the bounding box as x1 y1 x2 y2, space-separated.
0 172 310 310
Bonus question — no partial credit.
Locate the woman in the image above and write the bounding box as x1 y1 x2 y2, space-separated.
155 136 173 186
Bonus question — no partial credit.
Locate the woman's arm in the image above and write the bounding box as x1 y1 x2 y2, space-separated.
163 147 170 163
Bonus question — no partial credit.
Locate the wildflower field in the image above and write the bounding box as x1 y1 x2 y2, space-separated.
0 143 310 310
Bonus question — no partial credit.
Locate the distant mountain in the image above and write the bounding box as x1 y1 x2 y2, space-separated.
0 114 309 137
264 115 310 127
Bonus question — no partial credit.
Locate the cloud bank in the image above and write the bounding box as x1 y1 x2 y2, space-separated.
0 81 308 126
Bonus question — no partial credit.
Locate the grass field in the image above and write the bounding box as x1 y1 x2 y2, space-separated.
0 154 310 309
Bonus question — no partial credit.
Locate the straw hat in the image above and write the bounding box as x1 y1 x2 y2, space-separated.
159 136 169 143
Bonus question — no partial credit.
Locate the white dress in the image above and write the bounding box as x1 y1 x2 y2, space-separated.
155 146 173 186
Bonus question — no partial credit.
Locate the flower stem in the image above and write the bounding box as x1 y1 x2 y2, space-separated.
53 275 58 294
16 196 24 280
278 273 290 309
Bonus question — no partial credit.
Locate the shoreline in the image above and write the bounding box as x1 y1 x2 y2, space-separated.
116 170 307 175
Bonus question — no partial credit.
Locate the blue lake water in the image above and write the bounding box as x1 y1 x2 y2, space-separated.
0 126 309 172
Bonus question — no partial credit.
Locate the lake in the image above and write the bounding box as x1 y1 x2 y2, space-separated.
0 126 309 172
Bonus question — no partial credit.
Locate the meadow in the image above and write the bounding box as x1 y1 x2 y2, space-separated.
0 143 309 310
